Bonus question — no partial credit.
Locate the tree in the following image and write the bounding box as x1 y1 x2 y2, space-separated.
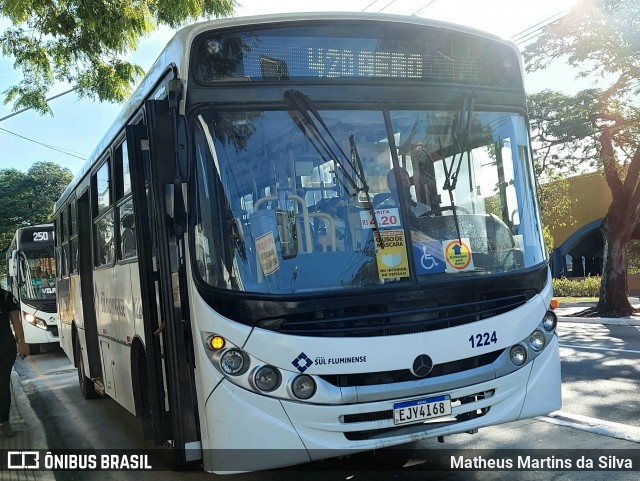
524 0 640 316
0 0 236 115
0 162 73 270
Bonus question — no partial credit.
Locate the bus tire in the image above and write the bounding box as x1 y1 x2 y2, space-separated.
75 336 98 399
134 349 153 439
28 343 40 355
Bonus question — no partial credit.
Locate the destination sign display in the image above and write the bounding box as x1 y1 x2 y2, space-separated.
20 229 54 244
193 23 521 89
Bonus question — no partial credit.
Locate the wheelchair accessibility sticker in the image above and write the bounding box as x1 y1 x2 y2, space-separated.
443 238 474 273
413 239 446 274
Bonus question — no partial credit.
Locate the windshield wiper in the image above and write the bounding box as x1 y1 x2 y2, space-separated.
349 134 384 248
284 90 384 247
284 90 364 194
441 92 476 242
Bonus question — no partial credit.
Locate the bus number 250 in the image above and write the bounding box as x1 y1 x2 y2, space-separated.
469 331 497 348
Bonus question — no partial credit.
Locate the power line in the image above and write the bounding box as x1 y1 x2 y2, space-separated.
0 87 88 161
0 127 87 160
511 11 569 42
512 2 595 46
0 88 77 122
377 0 397 13
361 0 379 12
412 1 438 16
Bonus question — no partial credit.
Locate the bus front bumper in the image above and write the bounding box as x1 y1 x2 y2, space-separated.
202 336 560 473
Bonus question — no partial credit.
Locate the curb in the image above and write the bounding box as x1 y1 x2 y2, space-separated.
4 370 56 481
558 316 640 326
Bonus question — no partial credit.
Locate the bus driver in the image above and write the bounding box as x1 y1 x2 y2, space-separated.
381 167 431 217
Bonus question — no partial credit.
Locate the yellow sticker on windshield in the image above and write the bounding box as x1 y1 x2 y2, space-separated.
443 238 474 273
375 229 409 279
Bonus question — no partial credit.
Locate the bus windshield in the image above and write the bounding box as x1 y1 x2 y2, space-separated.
19 249 57 300
192 106 545 295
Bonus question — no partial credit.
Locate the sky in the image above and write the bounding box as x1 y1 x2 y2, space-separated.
0 0 588 176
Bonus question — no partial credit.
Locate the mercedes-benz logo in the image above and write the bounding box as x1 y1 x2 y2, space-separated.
412 354 434 377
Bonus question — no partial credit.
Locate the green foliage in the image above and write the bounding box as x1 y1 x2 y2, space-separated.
0 162 73 256
525 1 640 181
528 90 603 176
525 0 640 315
552 276 601 297
537 174 574 231
524 0 640 100
0 0 237 114
541 224 555 255
627 241 640 274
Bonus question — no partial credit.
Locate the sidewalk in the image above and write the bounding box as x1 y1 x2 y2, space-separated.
555 300 640 326
1 370 54 481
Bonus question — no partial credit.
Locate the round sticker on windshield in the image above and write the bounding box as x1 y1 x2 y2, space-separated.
443 238 474 273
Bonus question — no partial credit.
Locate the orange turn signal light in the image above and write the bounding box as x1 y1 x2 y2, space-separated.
550 298 560 309
208 336 225 350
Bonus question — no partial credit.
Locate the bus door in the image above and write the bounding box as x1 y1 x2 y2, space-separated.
126 88 200 466
77 190 103 388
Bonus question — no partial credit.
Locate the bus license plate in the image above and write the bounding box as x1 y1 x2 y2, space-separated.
393 395 452 425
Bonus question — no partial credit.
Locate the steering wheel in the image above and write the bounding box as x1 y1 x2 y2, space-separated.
421 205 470 216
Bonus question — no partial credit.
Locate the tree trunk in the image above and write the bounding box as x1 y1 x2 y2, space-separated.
598 215 634 316
596 131 640 317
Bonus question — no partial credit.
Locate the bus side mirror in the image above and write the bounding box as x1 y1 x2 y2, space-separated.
145 96 188 235
144 80 189 185
8 250 17 277
8 259 16 277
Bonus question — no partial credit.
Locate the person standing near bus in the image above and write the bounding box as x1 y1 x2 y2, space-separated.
0 286 29 437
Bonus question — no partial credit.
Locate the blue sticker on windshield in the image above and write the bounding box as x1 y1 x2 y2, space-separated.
413 240 446 274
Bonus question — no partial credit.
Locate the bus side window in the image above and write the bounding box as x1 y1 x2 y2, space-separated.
120 200 137 258
116 139 137 260
92 158 115 266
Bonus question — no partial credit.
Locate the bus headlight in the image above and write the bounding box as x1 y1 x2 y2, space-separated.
542 311 557 332
292 375 316 400
529 330 546 351
510 345 527 366
220 349 247 376
254 366 281 392
25 313 35 324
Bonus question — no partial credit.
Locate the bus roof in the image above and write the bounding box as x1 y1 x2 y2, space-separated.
54 12 520 212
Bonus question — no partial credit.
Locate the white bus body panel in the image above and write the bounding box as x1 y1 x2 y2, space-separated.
57 275 81 361
92 263 142 415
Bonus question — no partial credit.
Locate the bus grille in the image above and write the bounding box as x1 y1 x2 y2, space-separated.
320 350 502 387
256 292 528 337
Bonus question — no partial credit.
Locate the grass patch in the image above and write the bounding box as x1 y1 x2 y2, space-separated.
555 296 598 304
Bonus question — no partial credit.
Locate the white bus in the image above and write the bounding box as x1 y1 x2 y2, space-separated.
5 224 58 354
54 13 560 472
